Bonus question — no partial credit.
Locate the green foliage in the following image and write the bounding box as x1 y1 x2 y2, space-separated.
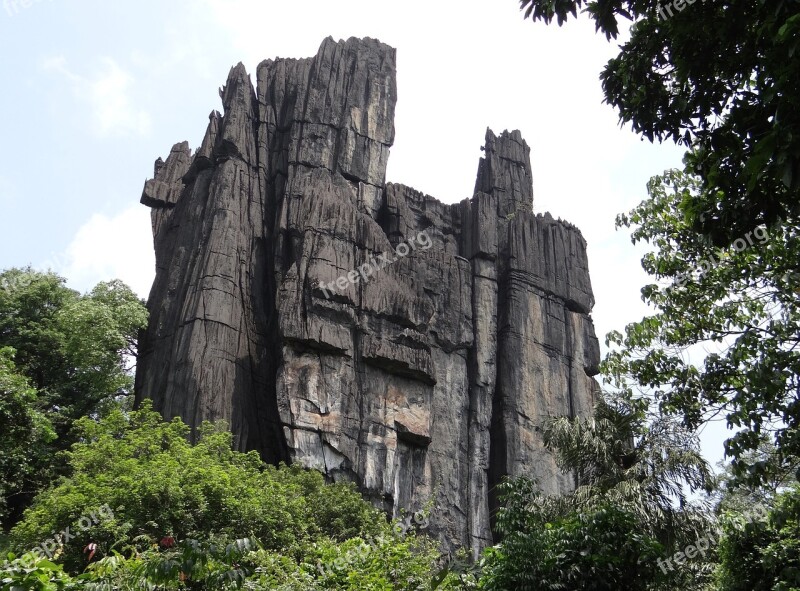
0 269 148 429
714 440 799 516
80 537 260 590
2 403 460 589
544 394 712 544
54 279 148 415
604 169 800 486
519 0 800 245
0 348 55 525
276 531 462 590
480 480 665 591
716 485 800 591
0 268 148 526
8 402 386 572
0 540 262 590
477 393 713 590
2 531 464 591
518 0 800 489
0 553 84 591
0 269 77 400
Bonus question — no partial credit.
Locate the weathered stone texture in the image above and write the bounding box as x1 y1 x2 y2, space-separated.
135 36 600 556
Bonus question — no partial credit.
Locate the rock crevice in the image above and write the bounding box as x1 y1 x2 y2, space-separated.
135 36 600 555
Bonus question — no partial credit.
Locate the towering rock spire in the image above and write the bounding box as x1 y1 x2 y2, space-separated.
135 36 600 556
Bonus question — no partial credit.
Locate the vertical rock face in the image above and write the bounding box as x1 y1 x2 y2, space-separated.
135 36 600 555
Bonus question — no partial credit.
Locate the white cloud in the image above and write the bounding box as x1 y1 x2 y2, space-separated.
56 205 155 298
43 56 152 138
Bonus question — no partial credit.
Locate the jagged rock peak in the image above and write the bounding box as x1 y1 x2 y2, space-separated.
135 37 600 557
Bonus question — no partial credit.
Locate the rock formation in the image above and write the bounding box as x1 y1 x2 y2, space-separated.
134 36 600 556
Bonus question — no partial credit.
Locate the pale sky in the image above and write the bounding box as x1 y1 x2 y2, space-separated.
0 0 729 465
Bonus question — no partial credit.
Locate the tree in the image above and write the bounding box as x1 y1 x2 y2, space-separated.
714 439 799 516
604 169 800 486
481 488 667 591
544 394 712 542
0 348 55 525
517 0 800 485
9 401 380 571
519 0 800 246
0 554 79 591
715 484 800 591
0 269 148 523
478 394 714 590
0 269 148 433
5 403 463 590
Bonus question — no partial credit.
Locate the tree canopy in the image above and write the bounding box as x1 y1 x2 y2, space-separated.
0 268 148 526
520 0 800 246
4 403 463 590
0 269 147 432
715 484 800 591
479 394 714 590
604 169 800 486
518 0 800 486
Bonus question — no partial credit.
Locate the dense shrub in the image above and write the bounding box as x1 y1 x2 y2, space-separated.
3 403 463 590
479 479 667 591
8 402 386 571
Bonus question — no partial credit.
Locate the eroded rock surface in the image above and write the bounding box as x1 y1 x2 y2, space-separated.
135 36 600 556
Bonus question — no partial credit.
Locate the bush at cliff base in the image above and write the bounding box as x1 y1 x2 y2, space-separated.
1 402 467 590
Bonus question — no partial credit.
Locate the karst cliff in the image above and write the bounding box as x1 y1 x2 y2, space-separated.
134 36 601 556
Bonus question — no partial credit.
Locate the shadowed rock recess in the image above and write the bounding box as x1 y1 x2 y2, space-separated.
134 36 600 555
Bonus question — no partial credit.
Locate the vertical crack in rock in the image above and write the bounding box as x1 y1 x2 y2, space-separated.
135 36 600 555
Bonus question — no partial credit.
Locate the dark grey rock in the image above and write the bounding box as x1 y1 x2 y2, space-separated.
135 36 600 557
